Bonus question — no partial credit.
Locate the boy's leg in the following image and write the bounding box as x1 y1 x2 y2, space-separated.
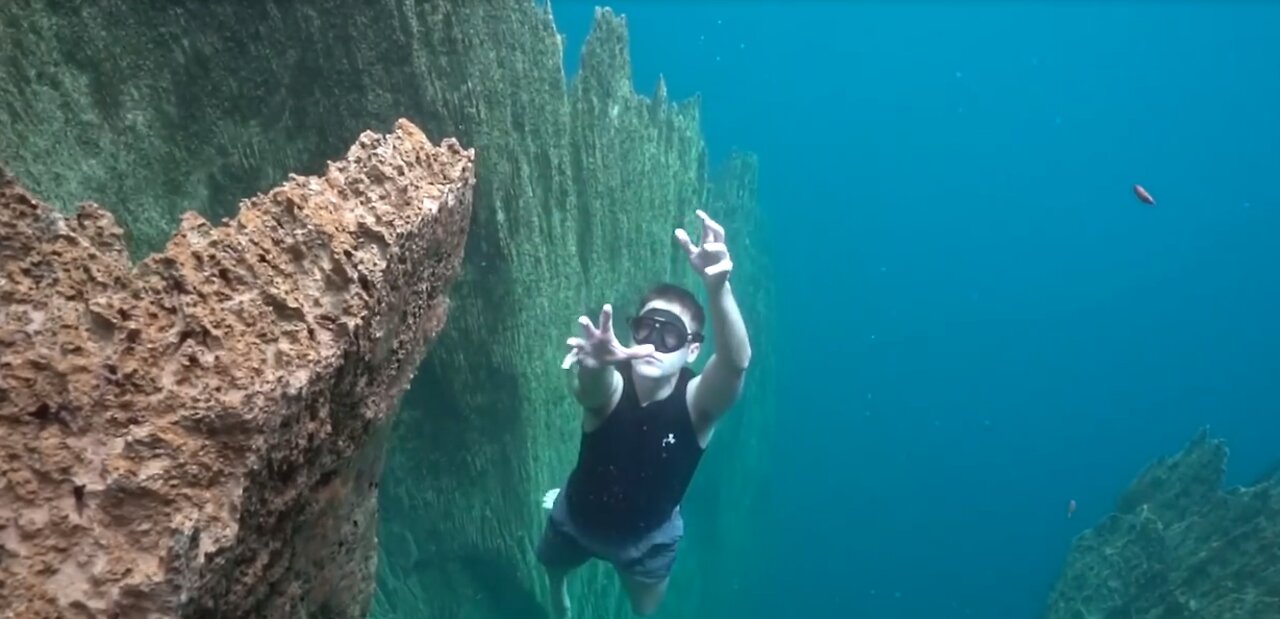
536 517 591 618
612 508 683 616
617 573 670 617
544 566 573 618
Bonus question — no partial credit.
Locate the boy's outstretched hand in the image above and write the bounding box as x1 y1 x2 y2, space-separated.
675 209 733 288
560 303 656 370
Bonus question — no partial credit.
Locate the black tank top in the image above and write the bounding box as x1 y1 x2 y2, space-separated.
565 360 705 540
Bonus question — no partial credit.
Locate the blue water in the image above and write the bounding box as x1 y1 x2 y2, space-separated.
555 3 1280 617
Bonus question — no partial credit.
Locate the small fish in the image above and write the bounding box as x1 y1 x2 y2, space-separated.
1066 499 1077 519
1133 184 1155 205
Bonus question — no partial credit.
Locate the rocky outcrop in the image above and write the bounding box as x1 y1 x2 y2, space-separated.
0 119 474 618
1043 428 1280 618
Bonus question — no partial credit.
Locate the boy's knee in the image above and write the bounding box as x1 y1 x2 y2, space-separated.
620 575 668 616
630 600 659 616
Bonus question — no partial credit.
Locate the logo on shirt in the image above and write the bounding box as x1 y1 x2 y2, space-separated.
662 433 676 447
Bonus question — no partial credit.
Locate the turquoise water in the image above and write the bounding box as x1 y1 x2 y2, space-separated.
554 3 1279 617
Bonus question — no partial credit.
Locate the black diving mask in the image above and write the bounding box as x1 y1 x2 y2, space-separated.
628 308 704 354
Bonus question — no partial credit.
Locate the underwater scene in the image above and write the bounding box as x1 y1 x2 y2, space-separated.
0 1 1277 618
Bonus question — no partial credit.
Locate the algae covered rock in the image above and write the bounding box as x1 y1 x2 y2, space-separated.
0 120 475 618
1043 428 1280 618
374 8 776 618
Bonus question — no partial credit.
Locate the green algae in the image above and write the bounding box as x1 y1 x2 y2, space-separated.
1043 429 1280 618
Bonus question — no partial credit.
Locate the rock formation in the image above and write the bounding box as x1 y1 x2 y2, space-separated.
0 119 475 618
1043 428 1280 618
0 2 775 618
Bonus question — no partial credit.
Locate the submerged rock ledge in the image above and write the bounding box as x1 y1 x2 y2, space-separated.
0 119 474 618
1044 428 1280 618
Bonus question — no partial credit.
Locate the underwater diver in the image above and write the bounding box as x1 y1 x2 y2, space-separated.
536 209 753 617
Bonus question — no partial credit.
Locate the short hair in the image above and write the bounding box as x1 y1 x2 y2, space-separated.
637 282 705 334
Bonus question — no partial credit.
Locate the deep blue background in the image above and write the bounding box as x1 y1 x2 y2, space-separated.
552 3 1280 617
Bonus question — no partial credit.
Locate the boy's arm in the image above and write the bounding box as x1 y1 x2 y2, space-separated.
570 362 622 418
560 304 641 422
688 281 751 427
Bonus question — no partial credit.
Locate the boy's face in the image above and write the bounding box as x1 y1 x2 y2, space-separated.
629 298 701 379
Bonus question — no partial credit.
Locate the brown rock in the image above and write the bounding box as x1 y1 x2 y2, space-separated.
0 119 475 619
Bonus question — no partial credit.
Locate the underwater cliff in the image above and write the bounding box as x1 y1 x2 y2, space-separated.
0 1 776 618
1043 428 1280 618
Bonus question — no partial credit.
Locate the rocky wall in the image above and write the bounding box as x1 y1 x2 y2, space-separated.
0 120 475 618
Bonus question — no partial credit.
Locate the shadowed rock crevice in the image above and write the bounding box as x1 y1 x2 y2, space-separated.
0 119 475 619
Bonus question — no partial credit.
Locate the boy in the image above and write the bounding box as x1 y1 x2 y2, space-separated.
538 210 753 616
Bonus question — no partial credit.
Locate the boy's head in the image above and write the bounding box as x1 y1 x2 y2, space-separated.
628 283 705 378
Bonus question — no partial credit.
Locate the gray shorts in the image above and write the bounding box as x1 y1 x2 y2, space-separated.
535 488 684 583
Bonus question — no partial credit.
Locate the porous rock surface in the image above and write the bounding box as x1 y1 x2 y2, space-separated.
0 119 474 619
1044 428 1280 618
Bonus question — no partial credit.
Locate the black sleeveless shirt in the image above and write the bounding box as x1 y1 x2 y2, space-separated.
564 360 705 540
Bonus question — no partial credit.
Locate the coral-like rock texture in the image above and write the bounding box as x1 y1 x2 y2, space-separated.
1044 428 1280 618
0 119 475 619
